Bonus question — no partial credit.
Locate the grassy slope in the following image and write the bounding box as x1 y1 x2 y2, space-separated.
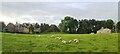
2 32 118 52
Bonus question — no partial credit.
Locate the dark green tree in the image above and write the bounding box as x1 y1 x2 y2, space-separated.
40 23 50 33
105 19 114 29
46 24 60 32
59 16 78 33
77 19 90 34
117 21 120 32
29 24 34 33
34 23 40 28
93 20 106 33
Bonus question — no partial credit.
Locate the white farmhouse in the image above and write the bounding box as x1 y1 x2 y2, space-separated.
97 27 111 34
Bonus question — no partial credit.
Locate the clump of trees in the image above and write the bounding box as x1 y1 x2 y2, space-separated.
117 21 120 32
59 16 78 33
58 16 118 34
0 16 120 34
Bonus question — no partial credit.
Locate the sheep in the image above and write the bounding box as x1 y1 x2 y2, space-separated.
62 40 67 44
75 40 79 43
55 37 59 39
50 35 55 38
58 37 62 40
73 39 79 43
68 40 72 43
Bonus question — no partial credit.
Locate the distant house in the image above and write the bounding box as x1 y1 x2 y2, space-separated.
97 27 111 34
4 23 15 32
0 22 6 32
23 27 29 33
15 22 30 33
33 28 41 33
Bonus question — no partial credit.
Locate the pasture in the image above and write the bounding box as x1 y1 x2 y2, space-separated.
2 32 118 52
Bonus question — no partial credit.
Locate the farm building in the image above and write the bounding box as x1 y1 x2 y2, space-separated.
33 28 41 33
0 22 6 32
4 23 15 33
14 22 30 33
97 27 111 34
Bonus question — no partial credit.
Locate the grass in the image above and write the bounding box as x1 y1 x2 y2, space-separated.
1 32 118 52
0 32 2 53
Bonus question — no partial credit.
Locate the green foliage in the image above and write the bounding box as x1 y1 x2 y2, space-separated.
46 25 60 32
117 21 120 32
59 16 78 33
29 24 34 33
34 23 40 28
105 19 114 29
41 23 50 33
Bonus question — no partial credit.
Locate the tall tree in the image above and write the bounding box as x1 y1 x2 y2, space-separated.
40 23 50 33
105 19 114 29
59 16 78 33
77 19 90 34
117 21 120 32
93 20 106 33
34 23 40 28
46 25 60 32
29 24 34 33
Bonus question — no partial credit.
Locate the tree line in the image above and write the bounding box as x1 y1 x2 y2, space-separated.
0 16 120 34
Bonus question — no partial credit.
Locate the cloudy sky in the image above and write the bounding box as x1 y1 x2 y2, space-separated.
0 0 119 25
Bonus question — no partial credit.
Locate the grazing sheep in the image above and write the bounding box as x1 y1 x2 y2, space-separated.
73 39 79 43
68 40 72 43
50 35 55 38
55 37 59 39
62 40 67 44
75 40 79 43
58 37 62 40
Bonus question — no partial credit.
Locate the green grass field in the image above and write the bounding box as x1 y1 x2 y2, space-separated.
1 32 118 52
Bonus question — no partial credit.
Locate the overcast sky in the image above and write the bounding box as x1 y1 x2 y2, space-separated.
0 0 119 25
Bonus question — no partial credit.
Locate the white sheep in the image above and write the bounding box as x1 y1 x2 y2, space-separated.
50 35 54 38
55 37 59 39
62 40 67 44
75 40 79 43
68 40 72 43
58 37 62 40
73 39 79 43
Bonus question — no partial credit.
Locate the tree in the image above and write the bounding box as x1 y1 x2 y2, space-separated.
29 24 34 33
77 19 90 34
0 21 6 32
93 20 106 33
105 19 114 29
117 21 120 32
40 23 50 33
77 19 107 34
34 23 40 28
59 16 78 33
46 25 60 32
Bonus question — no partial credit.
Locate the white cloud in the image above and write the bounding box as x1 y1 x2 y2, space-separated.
1 2 118 25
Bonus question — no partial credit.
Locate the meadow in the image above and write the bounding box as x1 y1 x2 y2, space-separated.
1 32 118 52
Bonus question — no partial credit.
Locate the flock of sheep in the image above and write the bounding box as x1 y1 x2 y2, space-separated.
50 35 80 44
